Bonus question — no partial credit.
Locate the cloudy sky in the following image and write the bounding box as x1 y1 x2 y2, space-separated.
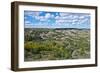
24 11 90 29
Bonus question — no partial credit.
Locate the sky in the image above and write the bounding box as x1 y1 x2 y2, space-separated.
24 11 90 29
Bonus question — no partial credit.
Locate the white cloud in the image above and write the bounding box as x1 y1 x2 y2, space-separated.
45 13 51 18
56 19 72 23
56 13 59 16
24 17 27 20
33 12 40 16
40 18 47 21
72 19 78 22
40 16 44 19
25 11 90 28
67 15 73 18
72 18 88 25
51 14 54 18
61 16 72 19
59 12 69 16
80 19 88 24
35 16 40 20
55 16 60 19
72 15 79 19
26 12 40 18
55 14 78 20
24 11 34 15
58 14 90 25
25 21 31 24
79 15 85 19
36 13 55 21
39 16 47 21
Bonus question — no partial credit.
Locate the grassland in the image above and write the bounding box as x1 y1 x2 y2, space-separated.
24 28 90 61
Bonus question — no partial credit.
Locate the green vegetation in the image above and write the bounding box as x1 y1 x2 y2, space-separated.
24 28 90 61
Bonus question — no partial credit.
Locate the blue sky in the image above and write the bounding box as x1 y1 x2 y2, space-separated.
24 11 90 29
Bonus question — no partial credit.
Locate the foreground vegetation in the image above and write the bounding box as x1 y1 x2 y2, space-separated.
24 28 90 61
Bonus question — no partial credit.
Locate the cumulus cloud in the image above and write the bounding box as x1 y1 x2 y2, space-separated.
55 16 60 19
79 19 89 24
45 13 55 19
25 21 31 25
45 13 51 18
24 11 34 15
35 16 40 20
59 12 69 16
24 11 90 28
79 16 85 19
